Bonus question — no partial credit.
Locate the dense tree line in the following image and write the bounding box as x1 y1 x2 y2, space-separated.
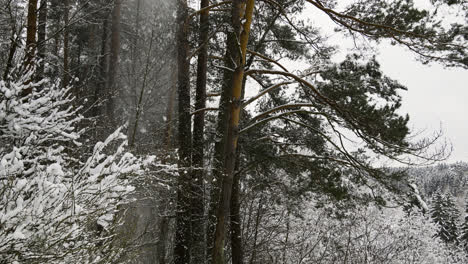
0 0 467 263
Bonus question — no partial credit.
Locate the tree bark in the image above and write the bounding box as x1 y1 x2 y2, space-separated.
130 26 155 148
158 63 178 264
94 13 109 119
106 0 122 126
128 0 141 146
25 0 38 69
211 1 255 264
282 210 290 264
37 0 47 79
230 150 244 264
163 66 178 155
174 1 192 263
248 197 263 264
191 0 210 262
2 1 19 80
63 0 70 87
231 60 248 264
207 19 234 264
157 215 169 264
3 32 19 80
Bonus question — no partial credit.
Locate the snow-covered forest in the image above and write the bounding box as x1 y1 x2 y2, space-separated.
0 0 467 263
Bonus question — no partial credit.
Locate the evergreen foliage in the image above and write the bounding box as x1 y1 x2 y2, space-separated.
460 197 468 252
430 190 460 244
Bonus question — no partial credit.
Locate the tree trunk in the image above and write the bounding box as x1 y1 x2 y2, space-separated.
128 0 141 146
158 63 178 264
230 150 244 264
25 0 38 69
191 0 210 262
206 22 233 264
282 210 290 264
37 0 47 79
174 1 192 263
207 0 245 260
157 215 169 264
3 32 19 80
231 61 248 264
248 197 263 264
94 14 109 119
63 0 70 87
106 0 122 126
211 1 255 264
131 0 141 80
163 66 178 155
130 26 155 148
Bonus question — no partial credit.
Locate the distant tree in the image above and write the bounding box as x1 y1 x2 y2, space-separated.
459 197 468 252
444 193 461 244
431 190 460 244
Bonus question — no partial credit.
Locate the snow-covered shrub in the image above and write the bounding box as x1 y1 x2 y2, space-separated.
0 70 148 263
243 198 467 264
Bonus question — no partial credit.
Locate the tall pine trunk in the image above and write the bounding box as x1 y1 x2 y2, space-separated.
157 62 178 264
128 0 141 147
211 1 255 264
164 66 178 155
230 148 244 264
94 13 109 119
37 0 47 79
21 0 38 96
174 0 192 263
63 0 70 87
207 22 232 264
106 0 122 126
25 0 38 69
191 0 210 262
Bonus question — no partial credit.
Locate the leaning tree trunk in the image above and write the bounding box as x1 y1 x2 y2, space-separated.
211 1 255 264
174 0 192 264
191 0 210 263
3 32 19 80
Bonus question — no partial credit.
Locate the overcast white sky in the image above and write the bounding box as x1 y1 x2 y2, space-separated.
378 44 468 163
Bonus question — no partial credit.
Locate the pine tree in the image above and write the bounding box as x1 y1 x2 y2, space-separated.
459 197 468 252
431 190 447 239
444 193 461 244
430 190 460 244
